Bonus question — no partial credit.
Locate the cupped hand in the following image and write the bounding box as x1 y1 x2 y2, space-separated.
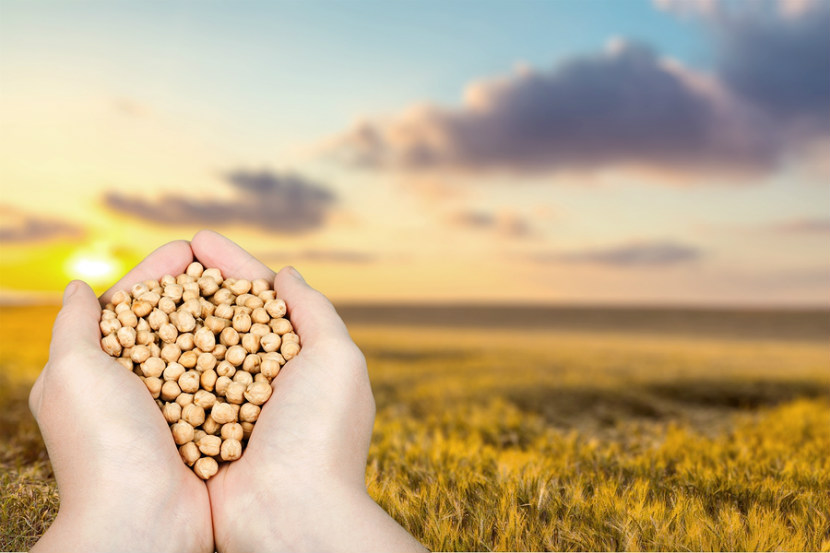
191 230 424 553
30 241 213 553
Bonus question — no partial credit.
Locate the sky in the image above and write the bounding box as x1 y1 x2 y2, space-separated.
1 0 828 306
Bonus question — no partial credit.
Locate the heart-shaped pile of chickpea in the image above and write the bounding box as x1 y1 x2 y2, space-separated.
99 262 300 479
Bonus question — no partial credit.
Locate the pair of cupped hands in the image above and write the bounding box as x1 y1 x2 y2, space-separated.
29 231 424 553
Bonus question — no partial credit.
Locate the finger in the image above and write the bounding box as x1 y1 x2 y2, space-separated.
50 280 106 359
274 266 351 345
99 240 194 305
190 230 276 282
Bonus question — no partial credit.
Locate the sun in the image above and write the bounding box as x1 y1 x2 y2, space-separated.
65 249 121 287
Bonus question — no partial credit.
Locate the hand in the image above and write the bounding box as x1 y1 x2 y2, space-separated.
191 230 425 552
29 241 213 553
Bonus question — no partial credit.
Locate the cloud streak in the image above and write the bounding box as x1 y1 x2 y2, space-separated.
532 241 702 267
104 169 336 234
449 210 532 238
0 207 85 243
328 2 828 178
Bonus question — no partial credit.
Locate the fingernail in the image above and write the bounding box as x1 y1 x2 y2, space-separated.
63 281 81 304
287 266 305 282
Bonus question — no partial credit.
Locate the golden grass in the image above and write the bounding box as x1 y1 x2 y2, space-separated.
1 307 829 550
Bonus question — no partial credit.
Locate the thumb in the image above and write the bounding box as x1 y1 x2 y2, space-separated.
274 267 351 346
49 280 104 360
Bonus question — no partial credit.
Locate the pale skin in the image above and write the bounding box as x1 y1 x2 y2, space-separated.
30 230 426 553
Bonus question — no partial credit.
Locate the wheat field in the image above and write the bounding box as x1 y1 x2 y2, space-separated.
1 305 829 551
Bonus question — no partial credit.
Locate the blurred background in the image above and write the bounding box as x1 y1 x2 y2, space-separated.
1 1 829 550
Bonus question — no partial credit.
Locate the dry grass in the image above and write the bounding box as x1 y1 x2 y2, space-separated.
1 306 829 551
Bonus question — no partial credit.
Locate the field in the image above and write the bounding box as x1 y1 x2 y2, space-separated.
2 305 829 551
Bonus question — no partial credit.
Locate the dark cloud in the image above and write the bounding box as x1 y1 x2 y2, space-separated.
258 249 376 264
329 3 828 177
533 241 702 267
449 210 532 237
104 169 336 234
0 207 85 243
710 2 830 123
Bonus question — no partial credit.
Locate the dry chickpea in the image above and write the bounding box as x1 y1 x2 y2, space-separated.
161 380 182 402
115 326 136 348
204 315 227 334
260 333 281 353
244 295 264 310
143 376 162 399
101 334 122 356
158 323 178 343
179 442 200 466
182 403 206 427
197 352 216 372
220 327 240 348
254 373 270 384
135 329 154 346
225 381 246 404
251 278 270 296
229 279 251 295
220 439 243 461
163 283 184 301
161 343 182 364
202 416 221 435
213 289 235 307
176 332 195 351
244 381 272 406
171 420 195 445
193 456 218 480
258 290 276 302
112 289 131 305
249 323 270 337
197 434 221 456
193 390 217 409
193 327 216 352
131 282 149 298
213 344 227 361
215 375 232 396
115 357 134 371
260 358 280 379
225 345 246 366
100 318 121 336
186 261 204 278
215 361 236 378
147 309 168 330
269 318 292 335
241 421 254 440
282 332 300 344
265 299 287 319
158 296 177 314
200 369 218 391
172 310 196 333
141 356 165 378
198 276 220 296
163 361 185 382
232 370 253 387
241 333 260 354
118 309 138 329
132 300 153 318
281 341 300 361
178 350 198 369
176 392 194 407
220 422 243 441
130 345 151 364
199 297 215 319
162 402 182 423
243 354 261 373
176 273 194 285
179 370 201 393
210 402 237 424
239 402 261 422
203 267 223 282
232 312 252 333
139 291 161 307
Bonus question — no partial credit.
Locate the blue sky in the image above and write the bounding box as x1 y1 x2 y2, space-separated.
1 1 828 305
